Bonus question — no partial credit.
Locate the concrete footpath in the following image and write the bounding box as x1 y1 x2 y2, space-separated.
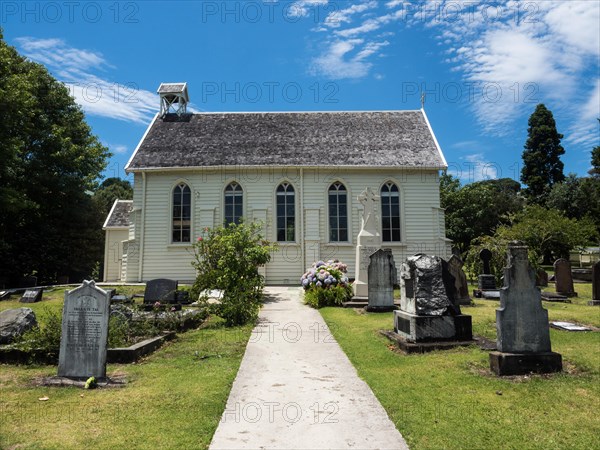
209 286 409 450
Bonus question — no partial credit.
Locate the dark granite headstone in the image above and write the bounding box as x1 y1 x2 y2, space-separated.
479 249 492 274
590 261 600 306
0 291 11 301
395 254 471 343
490 242 562 375
366 249 397 312
20 289 43 303
447 255 471 305
58 280 110 379
478 274 497 290
535 268 548 287
553 258 577 297
19 276 37 288
144 279 178 304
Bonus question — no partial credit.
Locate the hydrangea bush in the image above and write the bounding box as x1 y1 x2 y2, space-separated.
301 260 353 308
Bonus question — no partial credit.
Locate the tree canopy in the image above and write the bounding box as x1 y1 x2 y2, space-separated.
520 104 565 205
0 30 110 285
440 174 524 254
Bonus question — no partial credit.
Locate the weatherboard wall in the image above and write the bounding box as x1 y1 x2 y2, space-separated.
124 168 451 284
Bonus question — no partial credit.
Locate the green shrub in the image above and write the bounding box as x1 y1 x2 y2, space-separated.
15 307 62 355
304 284 353 308
301 260 353 308
190 221 277 326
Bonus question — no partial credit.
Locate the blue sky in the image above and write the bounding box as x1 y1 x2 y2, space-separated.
2 1 599 185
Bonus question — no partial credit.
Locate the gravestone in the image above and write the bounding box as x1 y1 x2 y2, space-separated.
20 289 43 303
535 268 548 287
58 280 110 379
353 187 382 298
144 279 178 304
0 291 11 301
489 242 562 375
19 276 37 288
447 255 471 305
477 248 496 291
550 321 592 332
394 254 472 343
366 249 397 312
553 258 577 297
589 261 600 306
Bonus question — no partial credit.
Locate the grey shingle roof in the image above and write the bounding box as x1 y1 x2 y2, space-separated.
103 200 133 228
126 111 446 170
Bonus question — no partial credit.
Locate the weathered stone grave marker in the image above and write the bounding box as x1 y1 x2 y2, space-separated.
477 248 497 291
448 255 471 305
58 280 110 379
535 268 548 287
353 187 382 299
393 254 472 345
489 242 562 375
0 308 37 345
554 258 577 297
144 278 178 304
366 249 397 312
20 289 43 303
589 261 600 306
550 321 592 332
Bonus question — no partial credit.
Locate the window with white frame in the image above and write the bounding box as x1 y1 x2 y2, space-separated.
328 182 348 242
381 182 401 242
172 183 191 243
224 182 243 225
276 183 295 242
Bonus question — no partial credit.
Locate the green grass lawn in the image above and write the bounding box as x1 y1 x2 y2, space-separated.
0 316 252 450
321 284 600 450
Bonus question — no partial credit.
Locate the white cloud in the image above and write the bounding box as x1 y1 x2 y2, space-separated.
311 39 390 79
411 0 600 137
459 153 499 182
334 8 405 37
566 79 600 147
324 1 377 28
15 37 157 124
288 0 328 18
112 145 129 154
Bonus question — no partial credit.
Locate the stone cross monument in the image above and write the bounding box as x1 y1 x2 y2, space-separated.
353 187 382 298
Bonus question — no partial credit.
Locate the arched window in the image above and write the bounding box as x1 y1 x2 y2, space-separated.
328 182 348 242
381 182 401 242
172 183 191 243
224 182 243 225
276 183 295 242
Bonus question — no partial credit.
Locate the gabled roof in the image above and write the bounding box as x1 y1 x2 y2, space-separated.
103 200 133 229
125 110 447 171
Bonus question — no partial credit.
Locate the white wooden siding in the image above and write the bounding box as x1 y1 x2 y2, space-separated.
103 229 128 282
124 167 450 284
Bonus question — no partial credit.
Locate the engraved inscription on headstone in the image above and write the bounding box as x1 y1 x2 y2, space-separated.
20 289 43 303
359 247 379 271
58 280 110 379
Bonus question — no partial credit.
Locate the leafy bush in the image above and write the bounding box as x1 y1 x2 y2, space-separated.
15 307 62 355
190 221 277 326
301 260 353 308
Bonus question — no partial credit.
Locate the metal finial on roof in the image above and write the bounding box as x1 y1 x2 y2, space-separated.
421 92 426 109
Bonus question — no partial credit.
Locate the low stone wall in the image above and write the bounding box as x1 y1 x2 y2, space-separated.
0 331 176 365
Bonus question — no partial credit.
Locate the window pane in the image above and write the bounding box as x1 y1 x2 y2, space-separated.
287 203 294 216
277 229 285 241
330 229 338 242
382 229 391 242
339 229 348 242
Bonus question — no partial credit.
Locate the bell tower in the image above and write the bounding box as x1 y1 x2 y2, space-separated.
157 82 189 117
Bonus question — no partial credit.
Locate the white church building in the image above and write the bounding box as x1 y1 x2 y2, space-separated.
103 83 451 284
